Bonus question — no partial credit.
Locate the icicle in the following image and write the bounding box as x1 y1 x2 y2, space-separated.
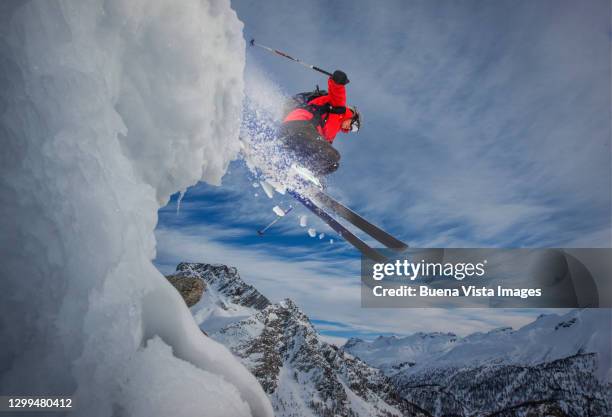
176 189 186 214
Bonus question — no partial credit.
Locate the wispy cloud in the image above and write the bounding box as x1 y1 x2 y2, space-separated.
155 224 563 337
232 0 610 247
154 0 609 338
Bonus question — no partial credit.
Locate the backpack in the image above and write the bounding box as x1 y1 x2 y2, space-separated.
290 85 327 108
283 85 344 129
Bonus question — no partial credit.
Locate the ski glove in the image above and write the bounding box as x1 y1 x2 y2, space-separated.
331 70 350 85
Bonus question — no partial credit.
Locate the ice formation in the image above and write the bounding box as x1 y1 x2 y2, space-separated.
0 1 272 416
299 215 308 227
272 205 286 217
260 181 275 199
308 228 317 238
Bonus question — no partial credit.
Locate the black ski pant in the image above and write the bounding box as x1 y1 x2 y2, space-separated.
277 121 340 175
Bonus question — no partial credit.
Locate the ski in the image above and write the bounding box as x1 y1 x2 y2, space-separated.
309 189 408 251
288 190 388 263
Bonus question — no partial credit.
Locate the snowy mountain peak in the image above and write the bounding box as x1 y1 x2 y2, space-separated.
277 297 300 312
345 309 611 381
342 310 610 416
342 331 459 374
344 337 365 349
213 296 428 417
176 262 270 310
171 262 428 417
172 262 271 334
254 298 314 336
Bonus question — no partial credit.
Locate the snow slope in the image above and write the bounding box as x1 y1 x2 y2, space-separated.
0 1 272 416
174 262 271 333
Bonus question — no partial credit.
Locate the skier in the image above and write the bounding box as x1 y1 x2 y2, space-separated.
250 40 406 258
279 70 361 175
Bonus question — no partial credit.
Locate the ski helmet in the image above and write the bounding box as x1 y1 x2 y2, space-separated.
349 106 361 132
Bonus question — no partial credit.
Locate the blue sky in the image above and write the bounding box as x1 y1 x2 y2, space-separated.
155 0 610 342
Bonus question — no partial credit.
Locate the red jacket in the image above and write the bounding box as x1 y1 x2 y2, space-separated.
283 77 353 143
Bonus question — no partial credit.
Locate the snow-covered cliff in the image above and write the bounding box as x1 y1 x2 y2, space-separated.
0 2 272 416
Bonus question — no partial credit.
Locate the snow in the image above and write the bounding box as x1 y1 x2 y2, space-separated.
289 163 322 188
240 63 324 197
124 336 253 417
184 265 266 334
428 309 611 380
273 205 286 217
0 1 272 416
272 366 320 417
338 379 402 417
260 181 275 199
207 293 407 417
318 334 349 347
345 309 612 381
344 333 458 373
190 281 260 334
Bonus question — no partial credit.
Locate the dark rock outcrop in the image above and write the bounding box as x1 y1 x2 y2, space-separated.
166 274 205 307
176 262 271 310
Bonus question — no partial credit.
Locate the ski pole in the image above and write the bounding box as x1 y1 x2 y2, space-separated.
257 206 294 236
250 39 333 77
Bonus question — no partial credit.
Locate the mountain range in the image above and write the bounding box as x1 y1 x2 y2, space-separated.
167 262 611 417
